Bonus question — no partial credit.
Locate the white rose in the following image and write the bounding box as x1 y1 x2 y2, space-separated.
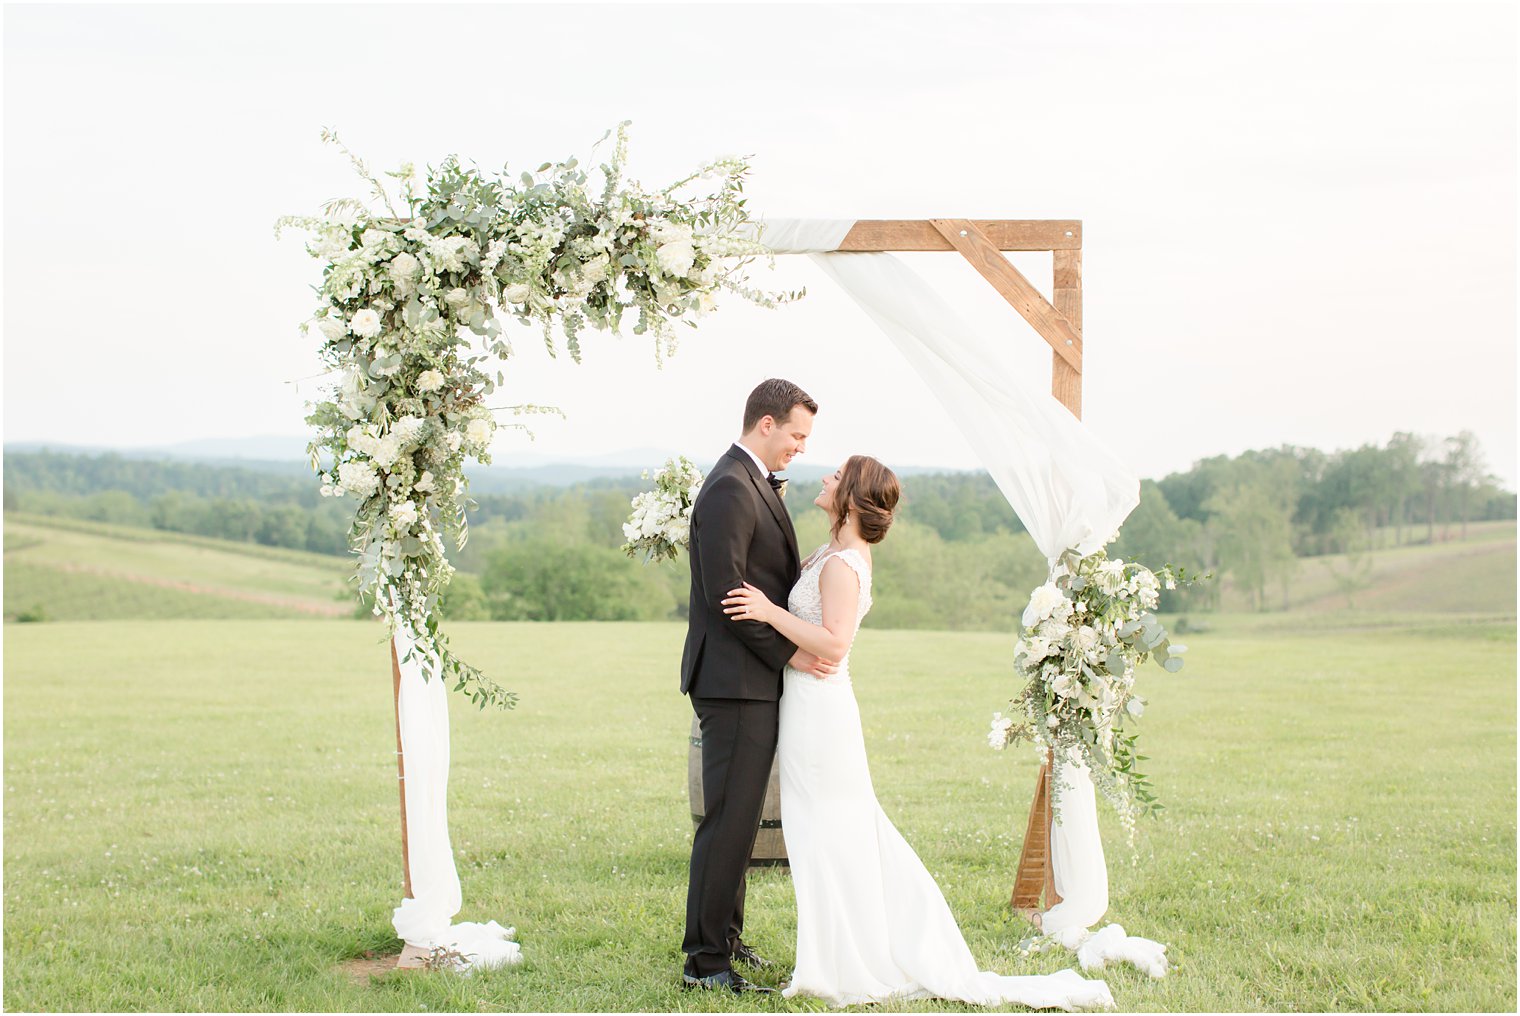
580 257 609 286
416 369 445 393
504 283 531 304
1022 582 1066 627
1051 669 1078 699
1073 625 1100 653
445 432 463 453
465 417 493 450
315 316 347 341
1024 636 1053 661
445 287 471 308
349 308 383 338
390 501 419 530
655 241 695 277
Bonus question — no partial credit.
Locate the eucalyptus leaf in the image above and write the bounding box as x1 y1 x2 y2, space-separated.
1161 657 1184 673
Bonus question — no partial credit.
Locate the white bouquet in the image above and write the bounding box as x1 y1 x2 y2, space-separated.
989 544 1202 847
621 456 704 564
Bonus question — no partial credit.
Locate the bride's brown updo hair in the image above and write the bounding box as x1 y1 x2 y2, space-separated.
831 455 901 545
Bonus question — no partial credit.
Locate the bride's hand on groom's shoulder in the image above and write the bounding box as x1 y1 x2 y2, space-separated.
722 582 777 625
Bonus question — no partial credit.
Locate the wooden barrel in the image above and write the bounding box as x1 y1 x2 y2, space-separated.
688 715 788 866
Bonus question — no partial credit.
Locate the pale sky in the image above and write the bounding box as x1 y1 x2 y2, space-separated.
4 2 1516 486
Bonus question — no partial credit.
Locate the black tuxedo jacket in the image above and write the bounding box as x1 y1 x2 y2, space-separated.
680 445 801 700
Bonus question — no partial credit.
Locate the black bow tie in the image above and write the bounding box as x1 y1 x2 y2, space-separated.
767 473 787 496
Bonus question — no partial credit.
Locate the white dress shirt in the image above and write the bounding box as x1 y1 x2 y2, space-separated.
734 441 771 479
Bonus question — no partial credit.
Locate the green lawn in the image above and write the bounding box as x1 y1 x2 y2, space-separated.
3 617 1514 1012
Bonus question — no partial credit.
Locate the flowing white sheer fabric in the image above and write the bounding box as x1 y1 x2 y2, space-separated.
758 219 1164 976
390 619 522 972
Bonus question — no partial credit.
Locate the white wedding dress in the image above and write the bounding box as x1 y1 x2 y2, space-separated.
777 545 1115 1010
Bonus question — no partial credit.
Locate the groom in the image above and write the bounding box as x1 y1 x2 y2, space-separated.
680 378 832 993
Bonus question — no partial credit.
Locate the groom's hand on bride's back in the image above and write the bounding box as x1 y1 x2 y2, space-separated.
790 649 837 680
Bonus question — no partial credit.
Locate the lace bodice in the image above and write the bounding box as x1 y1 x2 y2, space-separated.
785 544 872 678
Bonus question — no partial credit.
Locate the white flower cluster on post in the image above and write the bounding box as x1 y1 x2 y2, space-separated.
278 126 796 709
621 456 704 564
989 544 1197 852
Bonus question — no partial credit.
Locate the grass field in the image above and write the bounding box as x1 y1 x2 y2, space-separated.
3 613 1514 1012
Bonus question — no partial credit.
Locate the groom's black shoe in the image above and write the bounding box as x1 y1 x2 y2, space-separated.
682 969 776 994
731 942 774 969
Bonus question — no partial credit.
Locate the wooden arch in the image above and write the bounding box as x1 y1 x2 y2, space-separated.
391 218 1083 961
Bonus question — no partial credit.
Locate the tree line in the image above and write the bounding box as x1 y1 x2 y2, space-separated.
4 429 1510 622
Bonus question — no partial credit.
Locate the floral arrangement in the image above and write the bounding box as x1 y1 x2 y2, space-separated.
621 456 704 564
988 544 1199 848
276 125 796 708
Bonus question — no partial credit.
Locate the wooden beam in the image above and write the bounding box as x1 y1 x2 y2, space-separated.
837 220 1081 252
1051 249 1083 417
928 219 1084 374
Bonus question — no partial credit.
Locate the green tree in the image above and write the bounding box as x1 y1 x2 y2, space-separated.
1206 476 1296 611
1325 507 1374 608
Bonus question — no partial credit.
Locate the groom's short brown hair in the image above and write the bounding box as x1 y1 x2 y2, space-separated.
743 379 817 432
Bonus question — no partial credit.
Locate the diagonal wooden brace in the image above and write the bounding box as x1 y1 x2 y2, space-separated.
929 219 1084 375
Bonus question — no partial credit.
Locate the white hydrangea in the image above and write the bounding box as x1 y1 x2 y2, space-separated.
392 415 426 446
337 460 380 497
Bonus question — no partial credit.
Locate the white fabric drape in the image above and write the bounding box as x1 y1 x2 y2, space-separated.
758 219 1162 974
391 618 522 972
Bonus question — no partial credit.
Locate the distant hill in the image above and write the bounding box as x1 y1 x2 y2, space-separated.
3 513 356 622
2 439 972 491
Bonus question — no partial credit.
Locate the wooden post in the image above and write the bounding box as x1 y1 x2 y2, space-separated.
390 639 413 898
1011 246 1084 922
1052 248 1083 418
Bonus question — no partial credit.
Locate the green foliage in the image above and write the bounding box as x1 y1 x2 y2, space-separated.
482 538 674 621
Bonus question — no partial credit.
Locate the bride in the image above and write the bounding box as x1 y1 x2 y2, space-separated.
722 455 1115 1010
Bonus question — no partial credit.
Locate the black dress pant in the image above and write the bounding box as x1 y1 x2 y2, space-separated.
681 696 779 976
